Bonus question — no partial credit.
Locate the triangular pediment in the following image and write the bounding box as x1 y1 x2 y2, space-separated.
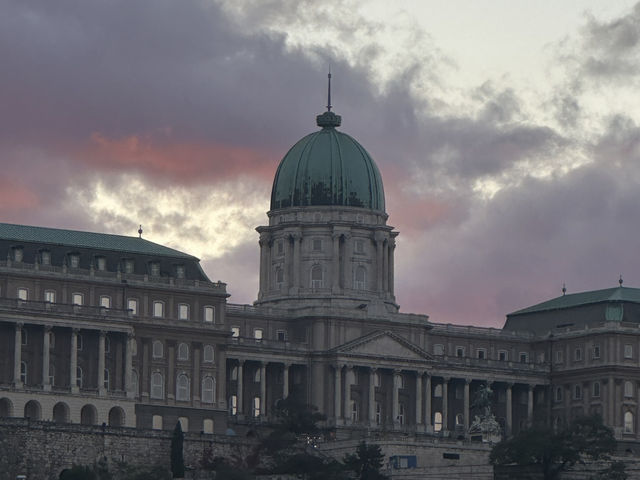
331 330 433 361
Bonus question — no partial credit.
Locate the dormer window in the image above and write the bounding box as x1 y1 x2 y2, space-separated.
13 247 23 262
96 256 106 271
175 265 185 279
149 262 160 276
69 254 80 269
40 250 51 265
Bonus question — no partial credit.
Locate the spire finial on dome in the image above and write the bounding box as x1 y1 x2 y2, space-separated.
327 68 332 112
619 274 623 287
562 283 566 295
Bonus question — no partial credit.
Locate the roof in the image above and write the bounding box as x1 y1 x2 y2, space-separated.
270 111 386 212
508 286 640 316
0 222 196 259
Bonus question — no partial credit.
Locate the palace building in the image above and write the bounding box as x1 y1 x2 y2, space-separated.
1 103 640 451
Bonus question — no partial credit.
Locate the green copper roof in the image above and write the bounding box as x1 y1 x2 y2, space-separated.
0 222 196 259
270 111 386 212
508 286 640 316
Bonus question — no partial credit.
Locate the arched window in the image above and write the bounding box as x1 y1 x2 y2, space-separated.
151 372 164 399
204 306 215 323
434 411 443 432
354 266 366 290
178 303 189 320
203 345 215 363
20 361 27 384
152 341 164 359
176 374 190 401
230 366 238 381
310 265 323 288
374 372 381 387
202 376 215 404
625 411 635 433
434 384 443 397
625 381 634 398
76 366 83 388
254 368 261 383
177 343 189 361
593 381 600 397
153 301 164 318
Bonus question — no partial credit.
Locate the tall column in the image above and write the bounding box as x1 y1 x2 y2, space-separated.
608 377 615 427
258 233 270 297
425 375 432 431
141 339 150 399
13 323 23 388
382 241 389 292
217 349 227 408
283 363 290 400
42 326 51 391
193 343 201 403
506 383 513 437
125 333 134 398
70 329 79 393
344 365 353 424
527 384 534 425
291 232 301 292
375 232 385 293
388 239 396 296
369 368 377 425
260 362 267 418
415 372 423 427
334 366 342 425
237 360 244 415
98 331 106 396
442 378 449 433
167 343 175 402
464 379 471 431
341 232 352 290
332 233 341 293
392 370 401 427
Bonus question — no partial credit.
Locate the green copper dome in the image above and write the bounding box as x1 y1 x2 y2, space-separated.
270 111 386 212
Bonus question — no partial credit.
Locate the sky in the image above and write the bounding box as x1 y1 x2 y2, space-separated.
3 0 640 327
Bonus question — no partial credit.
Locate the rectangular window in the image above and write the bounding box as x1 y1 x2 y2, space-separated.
519 352 528 363
312 239 322 251
230 395 238 415
17 288 28 301
44 290 56 303
204 306 215 323
593 382 601 397
556 350 563 363
574 348 582 361
231 327 240 338
574 385 582 400
498 350 508 361
555 386 563 402
72 293 83 306
254 329 263 343
354 239 364 254
13 248 23 262
477 349 486 360
456 347 465 358
178 304 189 320
592 345 601 359
277 330 287 342
69 254 80 268
150 262 160 276
153 301 164 318
624 344 633 359
124 259 134 274
127 298 138 315
175 265 185 279
96 257 106 271
41 251 51 265
276 240 284 255
100 296 111 308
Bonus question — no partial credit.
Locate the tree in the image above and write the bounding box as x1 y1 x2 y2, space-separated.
490 414 620 480
343 442 389 480
170 421 185 478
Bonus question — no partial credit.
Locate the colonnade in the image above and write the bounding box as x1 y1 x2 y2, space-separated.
10 322 134 397
228 359 293 417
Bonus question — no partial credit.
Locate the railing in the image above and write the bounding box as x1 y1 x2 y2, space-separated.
226 303 290 317
429 323 535 339
228 335 308 351
0 297 131 321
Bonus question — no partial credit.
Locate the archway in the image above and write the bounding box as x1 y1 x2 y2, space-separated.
24 400 41 420
0 398 13 417
108 406 125 427
53 402 70 423
80 404 97 425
